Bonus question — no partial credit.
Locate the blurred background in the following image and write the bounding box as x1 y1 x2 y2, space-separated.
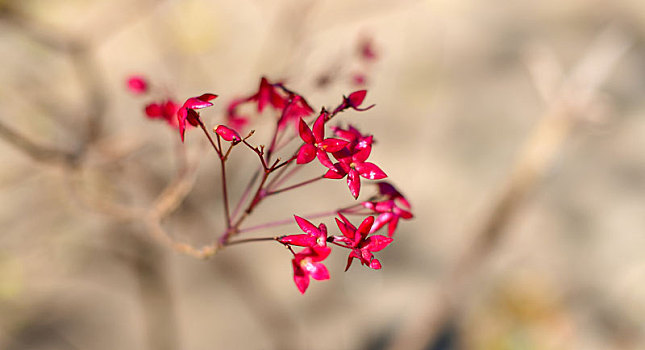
1 0 645 349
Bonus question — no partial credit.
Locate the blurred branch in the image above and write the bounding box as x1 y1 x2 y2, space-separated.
0 118 79 166
387 26 632 350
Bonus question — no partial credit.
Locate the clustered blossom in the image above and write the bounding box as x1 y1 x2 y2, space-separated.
127 74 412 294
225 77 314 133
176 93 218 141
323 122 386 199
126 75 181 128
363 182 413 236
296 111 348 166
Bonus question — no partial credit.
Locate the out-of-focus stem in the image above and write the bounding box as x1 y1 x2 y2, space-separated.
267 175 324 196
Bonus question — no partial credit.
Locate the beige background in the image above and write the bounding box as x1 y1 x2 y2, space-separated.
1 0 645 349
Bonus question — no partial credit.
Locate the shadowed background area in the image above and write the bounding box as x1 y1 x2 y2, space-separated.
1 0 645 349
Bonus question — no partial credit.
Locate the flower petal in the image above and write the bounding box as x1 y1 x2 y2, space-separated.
294 215 320 237
319 138 349 153
324 165 347 179
355 162 387 180
214 125 241 141
312 112 325 141
370 212 394 234
335 217 354 240
297 144 317 164
345 250 361 271
347 90 367 108
127 76 148 94
387 216 400 237
357 216 375 239
292 261 310 294
347 168 361 199
307 262 330 281
369 258 382 270
364 235 393 252
145 103 162 118
298 118 315 144
183 97 213 110
278 234 316 247
316 150 334 169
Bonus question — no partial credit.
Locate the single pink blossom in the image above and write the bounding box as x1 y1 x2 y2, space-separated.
127 76 148 94
214 125 241 142
296 111 348 166
376 181 411 210
362 199 413 237
292 246 331 294
278 94 314 131
144 99 180 128
358 37 377 61
333 90 375 114
177 93 218 142
331 214 392 271
252 77 286 112
324 125 386 199
278 216 328 248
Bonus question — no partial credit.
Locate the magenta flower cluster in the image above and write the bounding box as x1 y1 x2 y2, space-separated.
128 76 413 294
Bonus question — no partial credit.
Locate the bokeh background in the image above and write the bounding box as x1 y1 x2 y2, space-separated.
1 0 645 349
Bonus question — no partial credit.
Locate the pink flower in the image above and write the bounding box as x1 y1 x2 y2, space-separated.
252 77 286 112
376 181 411 210
144 99 180 128
358 37 377 61
278 94 314 131
333 90 375 114
214 125 241 142
177 93 218 142
292 246 331 294
278 216 328 248
127 76 148 94
362 199 413 237
296 111 348 166
332 214 392 271
324 125 386 199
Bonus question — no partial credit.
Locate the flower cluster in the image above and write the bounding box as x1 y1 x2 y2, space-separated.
127 75 412 294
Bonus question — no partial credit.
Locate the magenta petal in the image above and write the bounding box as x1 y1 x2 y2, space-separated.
347 90 367 107
357 216 375 238
370 212 393 233
214 125 241 141
127 76 148 94
387 217 400 237
316 151 334 169
145 103 162 118
355 162 387 180
365 235 393 252
308 262 330 281
197 93 218 102
324 165 346 179
345 250 360 271
319 138 348 153
312 246 331 261
278 234 316 247
298 118 315 144
293 265 310 294
312 113 325 141
335 218 354 240
183 97 213 110
294 215 319 237
369 258 382 270
347 169 361 199
297 144 317 164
